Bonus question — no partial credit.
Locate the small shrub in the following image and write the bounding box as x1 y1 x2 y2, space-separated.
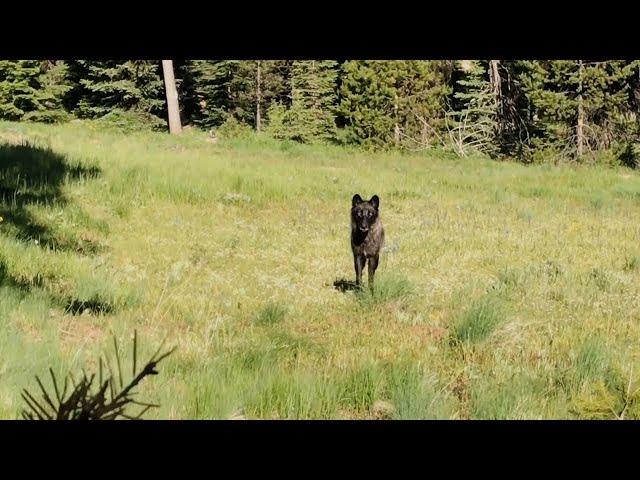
216 116 254 141
617 143 640 169
264 102 289 140
92 109 164 133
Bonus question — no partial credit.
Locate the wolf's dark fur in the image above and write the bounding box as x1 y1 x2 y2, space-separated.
351 194 385 289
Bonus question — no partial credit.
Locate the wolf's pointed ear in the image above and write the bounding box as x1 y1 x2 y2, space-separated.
370 195 380 210
352 194 363 207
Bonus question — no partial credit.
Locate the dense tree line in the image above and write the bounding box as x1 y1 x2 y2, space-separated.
1 60 640 164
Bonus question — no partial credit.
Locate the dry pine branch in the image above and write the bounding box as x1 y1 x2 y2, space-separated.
21 330 175 420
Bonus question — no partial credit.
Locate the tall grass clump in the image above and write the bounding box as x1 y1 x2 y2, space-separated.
386 362 457 419
253 302 288 326
356 273 414 307
555 337 614 393
469 373 542 419
450 295 505 344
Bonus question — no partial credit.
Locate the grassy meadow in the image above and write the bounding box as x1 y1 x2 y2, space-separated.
3 120 640 419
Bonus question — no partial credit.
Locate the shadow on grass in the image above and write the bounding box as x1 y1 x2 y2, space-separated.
333 278 361 292
0 141 122 316
0 259 40 292
0 254 118 316
64 297 114 316
0 141 101 253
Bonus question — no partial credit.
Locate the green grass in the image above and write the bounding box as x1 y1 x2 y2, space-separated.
355 273 414 307
4 120 640 419
253 302 288 326
450 295 505 344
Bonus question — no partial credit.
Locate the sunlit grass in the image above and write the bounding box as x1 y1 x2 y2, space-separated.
3 120 640 419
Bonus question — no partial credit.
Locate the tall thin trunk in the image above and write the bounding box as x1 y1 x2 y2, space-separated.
489 60 501 97
291 68 296 105
256 61 262 132
394 93 400 147
489 60 504 139
421 120 428 144
489 60 502 135
577 60 584 158
161 60 182 134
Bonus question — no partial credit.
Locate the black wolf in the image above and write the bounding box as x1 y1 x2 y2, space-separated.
351 194 385 289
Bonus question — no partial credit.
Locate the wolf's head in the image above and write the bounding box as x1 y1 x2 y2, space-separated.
351 194 380 233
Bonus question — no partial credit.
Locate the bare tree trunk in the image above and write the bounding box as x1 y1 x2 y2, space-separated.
421 121 428 144
394 93 400 147
489 60 502 135
256 61 262 132
577 60 584 158
162 60 182 135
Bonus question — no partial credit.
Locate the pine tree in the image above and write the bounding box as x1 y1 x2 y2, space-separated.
175 60 292 131
179 60 237 129
229 60 291 131
0 60 41 120
339 61 451 149
615 60 640 150
512 60 639 160
134 61 166 122
392 60 452 148
580 61 637 150
338 61 397 148
26 61 72 123
0 60 71 122
64 60 165 127
276 60 338 143
447 60 499 156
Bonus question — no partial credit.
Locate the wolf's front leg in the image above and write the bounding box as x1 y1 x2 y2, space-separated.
367 255 379 290
354 254 366 287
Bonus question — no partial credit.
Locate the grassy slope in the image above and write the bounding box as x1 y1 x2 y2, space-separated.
2 120 640 419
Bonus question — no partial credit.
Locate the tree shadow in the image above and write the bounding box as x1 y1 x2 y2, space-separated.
0 141 102 252
0 259 40 292
0 143 119 315
1 256 117 316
